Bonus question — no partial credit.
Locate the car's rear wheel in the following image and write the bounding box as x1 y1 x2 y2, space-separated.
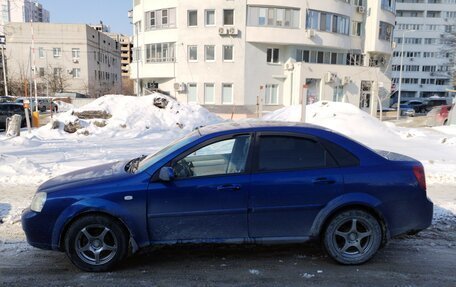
323 210 382 265
64 215 128 272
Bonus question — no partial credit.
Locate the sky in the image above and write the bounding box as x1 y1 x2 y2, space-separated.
39 0 133 35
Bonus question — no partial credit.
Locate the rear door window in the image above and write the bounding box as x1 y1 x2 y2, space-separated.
256 135 336 172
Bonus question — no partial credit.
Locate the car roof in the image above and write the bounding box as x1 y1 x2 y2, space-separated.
198 121 331 136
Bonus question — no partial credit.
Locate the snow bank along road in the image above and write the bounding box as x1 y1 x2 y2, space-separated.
0 96 455 285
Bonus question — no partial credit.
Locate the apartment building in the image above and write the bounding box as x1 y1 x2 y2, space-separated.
131 0 396 117
5 22 121 97
0 0 49 24
392 0 456 98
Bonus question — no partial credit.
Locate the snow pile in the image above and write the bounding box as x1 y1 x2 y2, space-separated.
36 94 222 139
0 155 51 185
263 101 399 143
54 101 74 113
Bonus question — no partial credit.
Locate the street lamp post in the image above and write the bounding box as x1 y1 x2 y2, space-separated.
396 30 415 120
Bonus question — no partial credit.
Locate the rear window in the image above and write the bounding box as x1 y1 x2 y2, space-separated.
320 139 360 167
257 136 336 172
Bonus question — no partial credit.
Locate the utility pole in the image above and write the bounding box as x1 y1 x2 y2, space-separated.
1 37 7 97
30 20 38 112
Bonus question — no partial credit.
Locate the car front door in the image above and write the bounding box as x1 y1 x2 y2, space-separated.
249 133 344 239
147 134 253 242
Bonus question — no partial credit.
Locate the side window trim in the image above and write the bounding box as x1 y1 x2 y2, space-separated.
251 131 338 173
159 133 255 181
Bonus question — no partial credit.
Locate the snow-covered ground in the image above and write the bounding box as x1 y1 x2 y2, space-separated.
0 97 455 247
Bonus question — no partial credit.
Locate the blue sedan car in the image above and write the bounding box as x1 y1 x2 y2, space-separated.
22 122 433 272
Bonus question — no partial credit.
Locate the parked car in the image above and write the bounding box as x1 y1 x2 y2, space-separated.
0 103 31 131
22 122 433 272
425 99 448 112
403 100 427 113
426 105 453 127
390 104 416 117
15 98 58 113
0 96 15 103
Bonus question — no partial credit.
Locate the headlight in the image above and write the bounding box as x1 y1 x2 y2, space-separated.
30 192 47 213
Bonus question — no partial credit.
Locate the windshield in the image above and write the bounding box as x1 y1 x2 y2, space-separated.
136 131 200 173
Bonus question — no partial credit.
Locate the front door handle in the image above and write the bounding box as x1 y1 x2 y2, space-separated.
217 184 241 191
312 178 336 185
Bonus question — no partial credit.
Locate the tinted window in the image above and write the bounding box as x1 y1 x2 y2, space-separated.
173 135 251 179
320 139 360 167
257 136 336 171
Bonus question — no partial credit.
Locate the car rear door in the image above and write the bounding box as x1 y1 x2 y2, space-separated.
248 132 344 239
147 134 253 242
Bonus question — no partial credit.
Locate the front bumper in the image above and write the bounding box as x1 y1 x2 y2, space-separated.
21 208 55 250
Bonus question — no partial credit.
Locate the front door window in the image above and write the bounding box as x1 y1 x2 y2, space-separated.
172 135 251 178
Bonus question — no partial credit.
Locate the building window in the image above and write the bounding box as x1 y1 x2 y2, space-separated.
38 47 45 58
205 45 215 61
53 68 62 76
145 42 175 63
53 48 61 58
145 8 176 30
379 21 393 41
73 68 81 78
188 45 198 62
247 7 299 28
222 83 233 104
351 21 362 36
205 10 215 26
188 10 198 27
265 84 279 105
223 45 234 61
223 9 234 25
306 10 349 35
187 83 197 103
267 48 279 64
204 83 215 104
39 67 45 77
381 0 396 13
72 48 80 59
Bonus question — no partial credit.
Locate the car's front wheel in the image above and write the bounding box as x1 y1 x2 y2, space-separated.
323 210 382 265
64 215 128 272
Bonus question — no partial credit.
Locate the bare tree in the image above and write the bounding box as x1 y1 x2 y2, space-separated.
42 65 71 94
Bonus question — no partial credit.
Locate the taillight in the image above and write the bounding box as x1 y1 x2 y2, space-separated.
413 165 426 191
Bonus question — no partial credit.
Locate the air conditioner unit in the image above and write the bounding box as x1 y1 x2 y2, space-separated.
306 29 316 38
174 82 187 93
357 6 366 14
325 72 337 83
72 58 79 63
342 76 351 85
430 72 435 76
218 27 227 35
392 42 397 49
284 62 294 71
228 27 238 36
410 57 414 61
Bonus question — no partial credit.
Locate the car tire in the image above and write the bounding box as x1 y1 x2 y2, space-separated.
64 215 128 272
323 210 382 265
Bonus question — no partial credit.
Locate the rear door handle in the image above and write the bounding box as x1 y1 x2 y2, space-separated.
312 178 336 185
217 184 241 191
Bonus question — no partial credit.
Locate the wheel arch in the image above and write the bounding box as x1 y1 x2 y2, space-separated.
310 194 390 245
58 211 136 252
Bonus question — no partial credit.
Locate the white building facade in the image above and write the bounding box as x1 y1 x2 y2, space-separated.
392 0 456 99
131 0 396 117
1 0 49 24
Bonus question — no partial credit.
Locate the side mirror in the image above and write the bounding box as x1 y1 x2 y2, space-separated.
159 167 175 182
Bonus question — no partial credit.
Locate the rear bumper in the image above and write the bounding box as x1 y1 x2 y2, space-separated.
385 196 433 238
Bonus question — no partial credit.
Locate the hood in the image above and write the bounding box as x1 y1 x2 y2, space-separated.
38 160 129 192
